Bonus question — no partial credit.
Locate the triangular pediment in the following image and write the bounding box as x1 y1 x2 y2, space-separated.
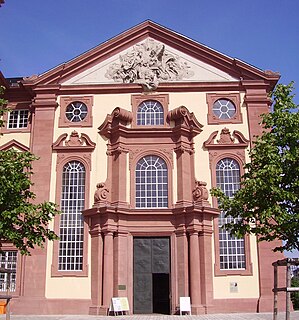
62 38 238 86
23 21 279 87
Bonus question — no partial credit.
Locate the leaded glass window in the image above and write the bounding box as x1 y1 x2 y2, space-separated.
212 99 236 120
216 158 245 270
0 251 17 292
137 100 164 125
65 101 88 122
58 161 85 271
8 109 29 129
136 155 168 208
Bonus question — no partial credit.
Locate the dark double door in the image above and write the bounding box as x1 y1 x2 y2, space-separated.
133 237 170 314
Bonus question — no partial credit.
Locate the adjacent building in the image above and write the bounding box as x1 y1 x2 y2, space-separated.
0 21 285 315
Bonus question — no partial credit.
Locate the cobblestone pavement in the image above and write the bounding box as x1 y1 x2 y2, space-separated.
0 312 299 320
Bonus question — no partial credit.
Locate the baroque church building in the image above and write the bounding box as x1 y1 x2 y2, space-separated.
0 21 285 315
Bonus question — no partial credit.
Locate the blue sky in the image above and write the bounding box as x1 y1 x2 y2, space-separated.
1 1 299 103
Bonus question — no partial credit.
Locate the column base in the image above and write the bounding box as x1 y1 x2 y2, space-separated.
191 304 208 315
89 305 109 315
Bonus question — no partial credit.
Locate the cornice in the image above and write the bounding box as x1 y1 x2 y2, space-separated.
18 21 280 89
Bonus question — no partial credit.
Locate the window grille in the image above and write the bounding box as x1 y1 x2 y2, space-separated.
137 100 164 125
0 251 17 292
136 155 168 208
58 161 85 271
8 110 29 129
216 158 246 270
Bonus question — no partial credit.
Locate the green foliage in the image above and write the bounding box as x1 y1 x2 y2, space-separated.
0 87 60 255
291 276 299 310
211 82 299 252
0 149 60 255
0 86 8 128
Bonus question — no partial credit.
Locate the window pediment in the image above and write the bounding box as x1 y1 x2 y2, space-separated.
52 131 96 152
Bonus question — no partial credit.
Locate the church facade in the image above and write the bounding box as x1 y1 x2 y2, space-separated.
0 21 285 315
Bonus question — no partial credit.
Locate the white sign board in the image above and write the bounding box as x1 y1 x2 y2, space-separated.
109 297 130 315
111 297 122 312
180 296 191 315
119 297 129 312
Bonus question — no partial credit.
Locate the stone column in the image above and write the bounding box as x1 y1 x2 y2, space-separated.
102 231 114 309
198 230 214 308
89 231 103 315
175 229 189 298
189 231 201 309
113 230 129 297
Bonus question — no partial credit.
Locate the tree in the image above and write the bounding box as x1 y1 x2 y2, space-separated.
0 86 59 255
211 82 299 252
0 86 7 128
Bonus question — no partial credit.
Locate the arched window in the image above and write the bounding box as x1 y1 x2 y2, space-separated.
58 161 85 271
137 100 164 125
136 155 168 208
216 158 245 270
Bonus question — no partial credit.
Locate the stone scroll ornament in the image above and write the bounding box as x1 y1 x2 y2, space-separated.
193 180 209 202
94 182 109 203
105 39 194 91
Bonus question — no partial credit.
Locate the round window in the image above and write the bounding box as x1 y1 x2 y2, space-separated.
65 101 88 122
212 99 236 120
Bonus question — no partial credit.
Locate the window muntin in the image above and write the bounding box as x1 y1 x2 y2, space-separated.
212 99 236 120
136 155 168 208
7 110 29 129
58 161 85 271
137 100 164 126
216 158 245 270
65 101 88 123
0 251 17 292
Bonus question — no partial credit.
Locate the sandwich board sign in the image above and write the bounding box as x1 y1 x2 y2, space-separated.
180 296 191 315
119 297 129 313
109 297 130 315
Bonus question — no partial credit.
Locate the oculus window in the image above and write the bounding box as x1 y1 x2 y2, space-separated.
212 99 236 120
65 101 88 122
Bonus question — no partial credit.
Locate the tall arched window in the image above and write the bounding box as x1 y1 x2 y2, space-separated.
136 155 168 208
137 100 164 125
58 161 85 271
216 158 245 270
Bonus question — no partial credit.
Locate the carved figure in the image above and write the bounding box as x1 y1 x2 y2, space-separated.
105 38 194 91
94 182 109 203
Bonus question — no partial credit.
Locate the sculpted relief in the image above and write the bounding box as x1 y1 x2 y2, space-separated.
105 38 194 90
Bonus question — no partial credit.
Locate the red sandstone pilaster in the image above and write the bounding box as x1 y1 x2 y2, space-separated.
22 88 57 299
243 81 286 312
102 231 114 310
175 148 194 206
89 231 103 315
113 231 129 297
175 229 189 299
189 231 201 309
